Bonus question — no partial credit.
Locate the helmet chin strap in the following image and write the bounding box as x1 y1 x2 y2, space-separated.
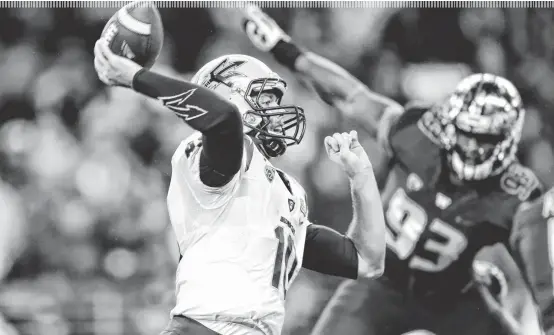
248 132 287 158
259 138 286 158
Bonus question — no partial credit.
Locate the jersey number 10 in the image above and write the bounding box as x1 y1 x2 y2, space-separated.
272 225 298 299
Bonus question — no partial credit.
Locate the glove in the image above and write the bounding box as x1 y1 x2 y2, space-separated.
242 4 290 52
241 5 303 70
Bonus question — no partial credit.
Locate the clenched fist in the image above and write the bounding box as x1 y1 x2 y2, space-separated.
325 131 373 180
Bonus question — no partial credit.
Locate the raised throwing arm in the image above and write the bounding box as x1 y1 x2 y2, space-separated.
93 39 244 187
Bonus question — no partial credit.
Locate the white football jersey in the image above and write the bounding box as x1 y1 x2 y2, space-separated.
167 133 310 335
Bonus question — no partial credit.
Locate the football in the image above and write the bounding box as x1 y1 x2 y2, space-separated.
101 1 164 68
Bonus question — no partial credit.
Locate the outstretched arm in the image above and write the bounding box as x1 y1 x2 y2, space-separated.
94 40 243 187
242 5 403 143
293 52 403 137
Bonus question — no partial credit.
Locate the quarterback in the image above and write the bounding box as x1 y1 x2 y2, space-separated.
242 5 543 335
93 37 386 335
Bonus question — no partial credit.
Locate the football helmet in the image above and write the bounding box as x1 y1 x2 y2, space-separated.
437 73 525 180
191 54 306 158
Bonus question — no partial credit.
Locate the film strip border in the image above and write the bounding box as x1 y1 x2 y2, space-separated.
1 1 554 8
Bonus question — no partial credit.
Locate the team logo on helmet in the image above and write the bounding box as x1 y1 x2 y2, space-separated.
199 58 247 89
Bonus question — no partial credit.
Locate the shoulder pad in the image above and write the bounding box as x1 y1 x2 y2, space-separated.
387 103 428 146
391 103 428 132
387 103 444 175
390 102 447 148
499 163 543 202
416 104 457 149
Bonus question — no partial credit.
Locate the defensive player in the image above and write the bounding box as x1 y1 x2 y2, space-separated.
242 6 543 335
93 39 386 335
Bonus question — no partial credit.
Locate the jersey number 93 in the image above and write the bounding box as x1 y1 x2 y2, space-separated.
386 189 468 272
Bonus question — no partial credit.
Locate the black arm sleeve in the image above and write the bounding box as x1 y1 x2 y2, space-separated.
303 224 359 279
133 69 244 187
198 119 244 187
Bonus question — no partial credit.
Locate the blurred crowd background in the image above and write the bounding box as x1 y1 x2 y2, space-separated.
1 4 554 335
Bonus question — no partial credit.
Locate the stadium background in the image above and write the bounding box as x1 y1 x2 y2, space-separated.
0 3 554 335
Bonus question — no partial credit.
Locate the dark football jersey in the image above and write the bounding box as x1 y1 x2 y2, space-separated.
511 188 554 335
381 104 542 298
